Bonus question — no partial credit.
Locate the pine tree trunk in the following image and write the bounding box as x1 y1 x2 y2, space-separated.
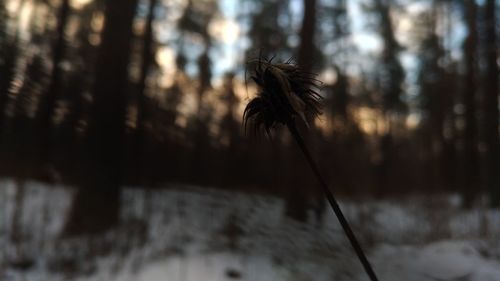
462 0 479 208
36 0 70 166
298 0 316 73
134 0 157 184
483 0 500 207
284 0 317 222
0 7 18 137
64 0 138 235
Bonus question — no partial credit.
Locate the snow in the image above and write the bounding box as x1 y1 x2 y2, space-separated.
367 241 500 281
1 179 500 281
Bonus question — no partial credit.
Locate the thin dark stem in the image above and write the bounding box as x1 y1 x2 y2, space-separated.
287 121 379 281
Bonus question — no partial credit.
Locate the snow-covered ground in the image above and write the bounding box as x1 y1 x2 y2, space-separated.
1 179 500 281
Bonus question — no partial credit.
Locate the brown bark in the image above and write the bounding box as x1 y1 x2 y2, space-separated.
36 0 70 166
285 0 318 222
64 0 138 235
134 0 158 183
462 0 479 208
0 7 18 137
298 0 316 73
483 0 499 207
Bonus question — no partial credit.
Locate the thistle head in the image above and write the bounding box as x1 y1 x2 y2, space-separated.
243 57 323 135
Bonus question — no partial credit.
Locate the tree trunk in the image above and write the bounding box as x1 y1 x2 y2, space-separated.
298 0 316 73
64 0 138 235
462 0 479 208
284 0 317 222
483 0 499 207
0 6 18 137
36 0 70 166
134 0 157 184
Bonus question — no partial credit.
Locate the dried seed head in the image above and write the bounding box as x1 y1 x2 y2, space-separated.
243 57 323 135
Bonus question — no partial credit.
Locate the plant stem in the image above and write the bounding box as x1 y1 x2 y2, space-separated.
287 121 379 281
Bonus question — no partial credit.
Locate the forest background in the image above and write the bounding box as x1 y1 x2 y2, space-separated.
0 0 498 234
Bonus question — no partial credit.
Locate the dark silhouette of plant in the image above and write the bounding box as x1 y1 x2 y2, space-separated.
244 58 322 134
243 57 379 281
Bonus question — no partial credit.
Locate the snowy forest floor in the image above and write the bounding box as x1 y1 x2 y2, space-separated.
1 180 500 281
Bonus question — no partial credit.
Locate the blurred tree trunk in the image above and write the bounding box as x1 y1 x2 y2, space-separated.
462 0 479 208
36 0 70 167
197 46 211 115
220 73 242 187
64 0 138 235
372 0 403 195
0 2 7 134
428 7 446 191
483 0 500 207
0 5 18 137
440 1 459 193
441 71 458 192
298 0 316 73
417 3 448 191
285 0 317 222
134 0 157 183
374 0 404 113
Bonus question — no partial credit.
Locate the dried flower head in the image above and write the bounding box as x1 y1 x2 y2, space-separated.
243 57 323 135
242 58 378 281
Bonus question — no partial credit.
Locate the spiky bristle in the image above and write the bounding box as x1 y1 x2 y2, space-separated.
243 57 322 135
